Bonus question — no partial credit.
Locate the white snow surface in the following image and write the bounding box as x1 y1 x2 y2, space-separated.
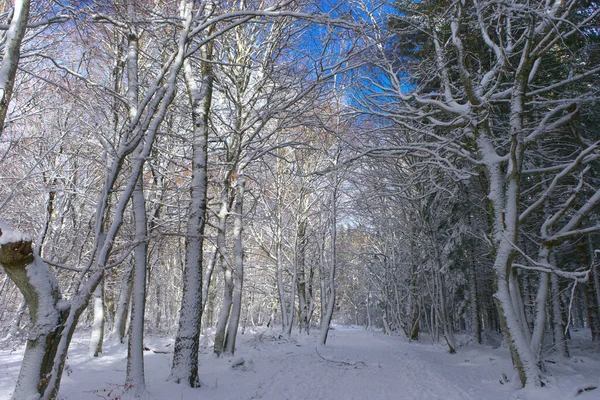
0 220 31 245
1 326 599 400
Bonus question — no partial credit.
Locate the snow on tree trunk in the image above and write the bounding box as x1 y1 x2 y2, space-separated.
123 7 149 392
170 46 213 384
493 240 540 387
0 0 31 137
0 222 67 400
89 281 105 357
224 174 245 355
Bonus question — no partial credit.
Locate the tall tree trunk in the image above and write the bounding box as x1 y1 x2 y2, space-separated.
169 34 214 384
126 175 148 396
320 162 338 346
123 8 149 392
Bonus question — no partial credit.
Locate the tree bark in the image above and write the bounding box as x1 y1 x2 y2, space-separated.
550 274 569 358
89 281 105 357
126 174 148 395
0 0 31 137
0 231 67 400
320 160 338 346
224 174 245 355
213 176 233 356
112 260 133 342
169 31 214 384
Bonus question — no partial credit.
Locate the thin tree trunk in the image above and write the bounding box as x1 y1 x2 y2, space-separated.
530 271 549 363
126 175 148 395
224 174 245 355
201 245 218 317
467 208 481 344
296 218 308 333
112 261 133 342
213 177 233 356
2 296 26 342
214 267 233 355
320 164 338 346
275 180 289 332
550 273 569 358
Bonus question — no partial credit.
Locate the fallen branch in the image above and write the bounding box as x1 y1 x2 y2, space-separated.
314 347 366 368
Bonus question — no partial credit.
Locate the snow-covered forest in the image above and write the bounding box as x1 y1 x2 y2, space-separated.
1 0 599 399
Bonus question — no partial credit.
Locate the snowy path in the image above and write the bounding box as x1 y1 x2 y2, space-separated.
247 328 477 400
2 326 600 399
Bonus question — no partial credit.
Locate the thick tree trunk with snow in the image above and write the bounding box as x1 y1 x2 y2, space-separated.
493 245 539 387
0 226 67 400
169 37 214 384
0 0 31 137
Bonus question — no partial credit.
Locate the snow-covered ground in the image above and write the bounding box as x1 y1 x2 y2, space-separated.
1 326 599 399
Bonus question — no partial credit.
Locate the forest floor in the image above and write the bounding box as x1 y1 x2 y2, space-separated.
1 325 599 400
